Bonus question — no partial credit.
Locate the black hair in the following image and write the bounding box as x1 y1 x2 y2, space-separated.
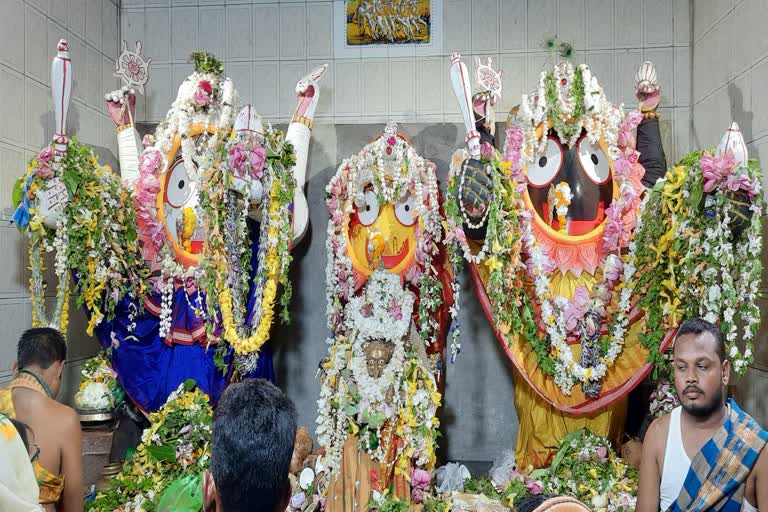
516 494 553 512
211 378 297 512
1 413 31 452
17 327 67 370
675 317 726 363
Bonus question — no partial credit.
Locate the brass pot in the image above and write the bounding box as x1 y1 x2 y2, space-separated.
95 462 123 493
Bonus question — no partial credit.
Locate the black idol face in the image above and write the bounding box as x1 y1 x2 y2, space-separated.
526 130 614 237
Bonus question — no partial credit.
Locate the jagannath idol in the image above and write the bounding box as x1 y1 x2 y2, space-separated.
13 44 327 411
447 53 763 468
315 123 453 510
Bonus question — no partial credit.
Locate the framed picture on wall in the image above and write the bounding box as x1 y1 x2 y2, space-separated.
334 0 444 57
345 0 432 46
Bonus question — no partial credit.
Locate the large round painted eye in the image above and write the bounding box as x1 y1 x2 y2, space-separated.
578 137 611 184
394 194 416 226
527 136 563 188
165 159 196 208
357 189 380 226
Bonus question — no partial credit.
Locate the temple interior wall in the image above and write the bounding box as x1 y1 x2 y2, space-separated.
0 0 767 462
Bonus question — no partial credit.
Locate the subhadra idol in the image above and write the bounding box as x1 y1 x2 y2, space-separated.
446 53 762 467
316 123 453 510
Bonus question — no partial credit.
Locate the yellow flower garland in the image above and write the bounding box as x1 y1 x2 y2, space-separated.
217 193 283 355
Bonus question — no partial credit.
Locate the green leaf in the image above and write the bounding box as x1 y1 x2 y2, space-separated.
145 444 177 463
12 177 25 208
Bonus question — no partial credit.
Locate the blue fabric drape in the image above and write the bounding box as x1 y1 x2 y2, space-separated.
93 219 275 411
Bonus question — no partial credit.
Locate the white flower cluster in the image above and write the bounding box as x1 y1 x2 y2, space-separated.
345 271 415 343
75 382 113 410
518 62 622 163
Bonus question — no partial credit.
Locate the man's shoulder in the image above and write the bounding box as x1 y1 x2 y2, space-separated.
646 412 672 441
46 399 80 430
644 411 673 457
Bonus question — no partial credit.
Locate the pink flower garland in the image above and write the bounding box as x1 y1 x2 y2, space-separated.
133 148 166 267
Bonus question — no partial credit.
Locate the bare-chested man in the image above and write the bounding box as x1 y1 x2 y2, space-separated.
0 328 83 512
637 318 768 511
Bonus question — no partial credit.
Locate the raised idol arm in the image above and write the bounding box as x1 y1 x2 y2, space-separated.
634 61 667 188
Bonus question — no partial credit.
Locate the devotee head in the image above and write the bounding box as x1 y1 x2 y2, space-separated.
16 327 67 398
204 378 297 512
672 317 729 418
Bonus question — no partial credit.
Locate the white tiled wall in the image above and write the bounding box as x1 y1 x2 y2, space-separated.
121 0 693 162
0 0 116 389
691 0 768 179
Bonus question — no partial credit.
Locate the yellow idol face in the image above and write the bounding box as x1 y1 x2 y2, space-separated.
345 187 418 279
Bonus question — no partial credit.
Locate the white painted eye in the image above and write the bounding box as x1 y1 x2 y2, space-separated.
578 137 611 184
357 189 380 226
165 160 196 208
394 194 416 226
527 136 563 188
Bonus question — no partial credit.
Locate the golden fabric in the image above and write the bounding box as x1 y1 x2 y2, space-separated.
471 247 653 467
0 377 66 506
326 434 409 512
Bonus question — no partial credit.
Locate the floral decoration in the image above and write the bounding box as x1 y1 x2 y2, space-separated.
446 61 647 395
17 139 149 337
634 150 762 375
197 123 296 369
316 271 441 481
87 382 212 512
75 353 124 411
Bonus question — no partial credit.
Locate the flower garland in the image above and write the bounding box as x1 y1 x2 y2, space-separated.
87 382 212 512
635 150 762 374
151 52 237 183
446 67 647 394
197 123 296 361
17 141 149 336
316 270 441 480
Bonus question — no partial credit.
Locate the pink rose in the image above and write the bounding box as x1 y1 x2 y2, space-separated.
139 149 162 175
38 147 54 164
410 468 431 490
36 165 54 179
361 302 373 317
618 129 636 149
564 286 591 332
596 446 608 462
411 488 425 504
701 150 737 193
623 148 640 164
249 144 267 178
724 172 756 198
228 142 248 175
142 134 155 147
139 173 161 194
192 90 211 107
198 80 213 95
387 136 397 146
613 156 632 178
602 208 623 253
525 480 544 495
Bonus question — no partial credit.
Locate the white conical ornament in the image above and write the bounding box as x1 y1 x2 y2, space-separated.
233 104 264 137
634 61 658 93
716 122 748 169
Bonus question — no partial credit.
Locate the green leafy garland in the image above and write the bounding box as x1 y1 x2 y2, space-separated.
634 151 763 374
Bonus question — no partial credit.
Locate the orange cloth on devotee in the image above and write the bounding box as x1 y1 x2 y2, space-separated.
0 375 66 506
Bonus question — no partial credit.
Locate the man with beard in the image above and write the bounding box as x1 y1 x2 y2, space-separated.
637 318 768 511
